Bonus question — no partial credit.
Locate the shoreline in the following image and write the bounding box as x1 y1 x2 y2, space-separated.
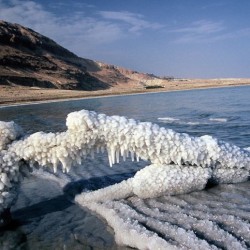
1 80 250 108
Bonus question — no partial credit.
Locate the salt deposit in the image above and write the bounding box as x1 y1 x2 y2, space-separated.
0 109 249 248
0 109 249 210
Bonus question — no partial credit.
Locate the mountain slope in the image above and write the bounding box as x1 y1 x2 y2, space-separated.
0 20 166 91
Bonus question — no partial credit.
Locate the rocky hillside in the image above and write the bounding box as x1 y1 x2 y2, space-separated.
0 20 166 91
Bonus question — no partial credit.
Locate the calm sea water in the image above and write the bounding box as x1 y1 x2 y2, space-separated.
1 85 249 148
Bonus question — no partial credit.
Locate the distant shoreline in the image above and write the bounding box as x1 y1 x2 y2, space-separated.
1 79 250 108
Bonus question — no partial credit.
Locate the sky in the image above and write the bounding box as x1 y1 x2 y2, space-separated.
0 0 250 78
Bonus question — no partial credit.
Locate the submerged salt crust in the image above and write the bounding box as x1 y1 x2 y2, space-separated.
0 110 249 249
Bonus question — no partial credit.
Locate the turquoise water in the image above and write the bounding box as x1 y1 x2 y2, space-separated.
1 85 249 148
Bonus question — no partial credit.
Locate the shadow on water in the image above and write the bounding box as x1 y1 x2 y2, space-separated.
63 171 137 200
11 171 136 226
12 195 73 225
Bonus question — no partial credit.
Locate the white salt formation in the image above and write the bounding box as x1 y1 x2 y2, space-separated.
0 110 249 239
0 121 22 150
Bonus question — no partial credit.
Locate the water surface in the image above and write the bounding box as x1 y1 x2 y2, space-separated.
1 85 249 147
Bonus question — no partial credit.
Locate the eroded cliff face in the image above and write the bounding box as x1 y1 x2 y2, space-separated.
0 20 167 91
0 20 107 90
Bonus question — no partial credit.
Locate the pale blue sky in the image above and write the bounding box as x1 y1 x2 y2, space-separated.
1 0 250 78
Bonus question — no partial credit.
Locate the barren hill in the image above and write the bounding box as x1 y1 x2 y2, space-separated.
0 20 165 91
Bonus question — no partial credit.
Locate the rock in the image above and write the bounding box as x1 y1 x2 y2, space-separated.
0 20 166 91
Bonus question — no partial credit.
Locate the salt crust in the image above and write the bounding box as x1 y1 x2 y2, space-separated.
0 109 249 210
0 110 249 248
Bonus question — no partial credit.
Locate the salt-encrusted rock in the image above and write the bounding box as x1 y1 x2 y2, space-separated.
0 121 22 150
0 109 249 223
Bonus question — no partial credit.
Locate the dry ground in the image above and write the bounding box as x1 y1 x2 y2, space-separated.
1 78 250 106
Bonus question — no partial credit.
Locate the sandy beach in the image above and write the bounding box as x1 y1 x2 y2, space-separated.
1 78 250 106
